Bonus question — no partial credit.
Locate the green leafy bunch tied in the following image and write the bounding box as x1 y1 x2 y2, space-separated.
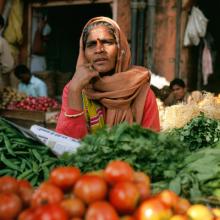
64 122 187 182
174 113 220 151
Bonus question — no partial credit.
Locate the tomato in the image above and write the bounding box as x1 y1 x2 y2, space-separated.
18 208 35 220
18 179 33 189
187 204 213 220
85 201 120 220
104 160 134 185
17 179 34 207
61 197 86 218
49 166 81 191
73 175 107 204
109 181 140 215
134 172 151 186
31 182 64 208
0 176 19 194
135 198 172 220
170 215 189 220
174 198 191 215
0 192 22 219
157 189 179 209
33 203 68 220
135 182 151 202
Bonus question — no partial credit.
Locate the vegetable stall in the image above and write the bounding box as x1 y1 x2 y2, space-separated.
1 91 220 219
0 87 60 129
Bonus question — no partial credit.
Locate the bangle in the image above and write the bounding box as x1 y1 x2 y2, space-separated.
64 111 84 118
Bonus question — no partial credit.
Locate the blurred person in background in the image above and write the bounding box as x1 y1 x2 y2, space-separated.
164 78 189 106
14 64 48 97
0 14 14 91
56 16 160 139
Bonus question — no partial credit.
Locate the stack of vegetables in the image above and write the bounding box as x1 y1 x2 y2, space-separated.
0 87 27 109
61 113 220 205
7 96 60 112
1 111 220 210
159 92 220 131
1 160 220 220
0 87 60 112
0 117 64 185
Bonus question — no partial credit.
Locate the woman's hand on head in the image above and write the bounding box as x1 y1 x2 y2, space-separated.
69 64 99 92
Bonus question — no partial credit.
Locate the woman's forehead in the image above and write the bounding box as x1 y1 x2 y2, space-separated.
87 25 114 41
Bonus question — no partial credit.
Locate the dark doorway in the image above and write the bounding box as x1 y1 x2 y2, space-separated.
45 3 112 73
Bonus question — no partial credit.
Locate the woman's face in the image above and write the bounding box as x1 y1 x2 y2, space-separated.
84 25 118 76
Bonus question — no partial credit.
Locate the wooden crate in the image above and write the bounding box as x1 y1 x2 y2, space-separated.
0 109 58 129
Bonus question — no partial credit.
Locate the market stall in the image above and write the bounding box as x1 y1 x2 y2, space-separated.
0 87 60 129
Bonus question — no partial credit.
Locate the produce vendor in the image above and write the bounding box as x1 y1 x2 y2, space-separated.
14 64 48 97
56 16 160 139
164 78 190 106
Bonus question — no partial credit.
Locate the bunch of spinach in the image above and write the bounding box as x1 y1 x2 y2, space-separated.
172 113 220 151
63 123 188 182
167 142 220 204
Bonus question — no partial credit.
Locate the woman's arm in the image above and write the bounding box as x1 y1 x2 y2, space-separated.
142 88 160 132
55 82 88 139
56 64 99 139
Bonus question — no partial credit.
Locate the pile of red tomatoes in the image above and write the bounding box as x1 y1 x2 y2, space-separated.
0 160 219 220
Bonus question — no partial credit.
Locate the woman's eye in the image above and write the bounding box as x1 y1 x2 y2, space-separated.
103 40 115 45
86 43 96 48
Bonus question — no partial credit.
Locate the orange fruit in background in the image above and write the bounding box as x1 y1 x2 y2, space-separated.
157 189 179 209
104 160 134 185
187 204 214 220
174 197 191 215
212 208 220 217
170 214 189 220
135 197 172 220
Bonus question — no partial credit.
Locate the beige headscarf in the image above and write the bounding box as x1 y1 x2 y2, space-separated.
77 16 150 126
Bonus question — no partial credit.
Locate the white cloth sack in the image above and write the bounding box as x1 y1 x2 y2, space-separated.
184 6 208 46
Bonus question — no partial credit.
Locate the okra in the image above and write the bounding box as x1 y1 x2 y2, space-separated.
0 153 19 170
30 175 39 186
17 169 33 180
32 149 42 162
3 134 16 156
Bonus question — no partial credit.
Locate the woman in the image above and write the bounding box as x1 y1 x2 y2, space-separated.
56 16 160 139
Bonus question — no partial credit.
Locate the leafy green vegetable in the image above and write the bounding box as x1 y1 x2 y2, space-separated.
63 123 188 182
173 113 220 151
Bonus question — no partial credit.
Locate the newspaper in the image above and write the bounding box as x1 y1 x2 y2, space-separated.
1 117 81 156
30 125 80 156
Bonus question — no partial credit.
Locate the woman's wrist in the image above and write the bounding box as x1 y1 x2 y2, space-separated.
67 87 83 110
